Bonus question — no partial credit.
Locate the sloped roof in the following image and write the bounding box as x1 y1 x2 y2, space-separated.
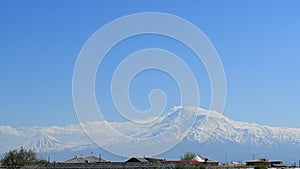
145 157 164 162
126 157 163 163
195 155 205 162
85 156 108 163
126 157 149 162
64 156 108 163
64 157 86 163
195 155 218 163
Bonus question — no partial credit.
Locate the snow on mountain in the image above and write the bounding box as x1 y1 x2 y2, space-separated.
8 106 300 162
23 132 65 152
179 106 300 146
48 106 300 152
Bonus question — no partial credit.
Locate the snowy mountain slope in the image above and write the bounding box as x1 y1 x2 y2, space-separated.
179 106 300 146
7 106 300 161
23 132 65 152
121 106 300 147
22 106 300 152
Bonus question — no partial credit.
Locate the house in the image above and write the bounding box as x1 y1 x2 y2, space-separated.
246 158 270 167
126 157 164 163
165 155 218 167
84 156 109 163
126 157 149 163
195 155 219 166
144 157 165 162
270 160 289 168
246 158 290 168
64 157 86 163
64 155 109 163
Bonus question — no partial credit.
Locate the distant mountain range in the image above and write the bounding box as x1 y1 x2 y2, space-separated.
6 106 300 163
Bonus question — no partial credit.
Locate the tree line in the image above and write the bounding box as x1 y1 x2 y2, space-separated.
0 147 48 169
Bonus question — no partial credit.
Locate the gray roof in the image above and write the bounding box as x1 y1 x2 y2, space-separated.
126 157 163 163
64 157 85 163
126 157 149 162
64 156 109 163
85 156 108 163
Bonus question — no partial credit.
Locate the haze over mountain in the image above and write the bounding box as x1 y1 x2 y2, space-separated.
2 106 300 163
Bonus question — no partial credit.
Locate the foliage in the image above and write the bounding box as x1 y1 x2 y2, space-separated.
180 152 197 160
176 152 206 169
254 164 268 169
175 163 205 169
1 147 47 168
196 164 206 169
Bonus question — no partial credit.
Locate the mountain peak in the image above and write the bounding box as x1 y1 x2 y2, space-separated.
172 106 224 119
24 132 65 152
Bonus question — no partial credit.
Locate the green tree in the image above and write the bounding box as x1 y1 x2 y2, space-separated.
1 147 47 169
180 152 197 160
175 164 206 169
254 164 268 169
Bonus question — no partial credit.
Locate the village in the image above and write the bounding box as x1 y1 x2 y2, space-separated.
43 155 293 169
1 152 295 169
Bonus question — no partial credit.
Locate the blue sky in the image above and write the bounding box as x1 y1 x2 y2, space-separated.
0 1 300 129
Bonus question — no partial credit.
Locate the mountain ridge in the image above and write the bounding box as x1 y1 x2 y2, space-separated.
6 106 300 162
180 106 300 146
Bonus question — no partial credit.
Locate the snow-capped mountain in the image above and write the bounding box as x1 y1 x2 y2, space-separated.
5 106 300 162
23 132 65 152
152 106 300 163
123 106 300 147
68 106 300 162
179 106 300 147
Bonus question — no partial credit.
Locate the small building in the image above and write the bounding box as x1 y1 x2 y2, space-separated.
64 155 109 163
246 158 270 167
126 157 149 163
270 160 289 168
165 155 218 167
126 157 164 163
195 155 219 166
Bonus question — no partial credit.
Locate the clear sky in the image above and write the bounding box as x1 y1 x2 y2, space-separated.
0 0 300 129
